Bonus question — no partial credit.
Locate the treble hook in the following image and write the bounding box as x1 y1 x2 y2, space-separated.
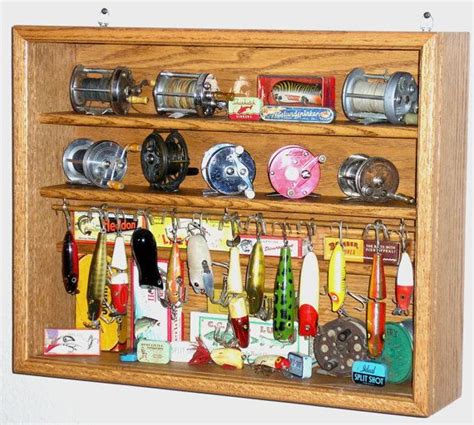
347 291 369 312
330 221 347 247
136 208 154 229
114 208 126 236
220 209 241 247
245 213 266 239
60 199 72 231
298 219 316 252
272 220 291 246
363 219 389 253
88 205 108 232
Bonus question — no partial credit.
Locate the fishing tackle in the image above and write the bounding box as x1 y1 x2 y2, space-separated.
272 80 322 105
210 347 244 369
342 68 418 125
338 154 415 204
245 214 271 320
131 209 163 289
272 221 296 342
393 220 414 316
86 207 108 326
367 300 386 359
201 144 256 199
298 221 319 338
109 209 128 315
328 222 347 315
70 65 149 115
187 216 214 297
59 200 79 295
141 130 199 192
253 355 290 370
62 138 141 190
153 71 234 118
268 146 326 199
228 296 250 348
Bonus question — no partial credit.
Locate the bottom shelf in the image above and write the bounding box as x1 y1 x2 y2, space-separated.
17 352 416 414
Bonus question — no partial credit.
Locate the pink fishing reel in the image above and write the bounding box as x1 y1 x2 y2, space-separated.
268 145 326 199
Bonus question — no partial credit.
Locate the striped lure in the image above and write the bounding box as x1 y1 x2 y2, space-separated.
271 80 322 105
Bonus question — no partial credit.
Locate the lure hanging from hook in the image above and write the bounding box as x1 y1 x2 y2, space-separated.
60 199 79 295
328 221 347 316
131 209 163 289
109 208 128 315
393 219 414 316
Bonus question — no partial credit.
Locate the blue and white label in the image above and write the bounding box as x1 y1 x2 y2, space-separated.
260 106 335 123
352 360 387 387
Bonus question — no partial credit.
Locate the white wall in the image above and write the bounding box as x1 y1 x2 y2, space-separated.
1 1 472 423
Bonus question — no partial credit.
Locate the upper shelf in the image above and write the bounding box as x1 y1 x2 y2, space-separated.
39 112 418 139
40 184 417 220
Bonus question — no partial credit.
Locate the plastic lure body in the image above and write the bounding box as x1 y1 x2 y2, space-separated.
187 233 213 296
393 251 414 315
245 239 265 315
298 251 320 337
167 241 184 306
110 234 128 315
62 230 79 295
86 230 108 322
131 228 163 289
328 243 346 313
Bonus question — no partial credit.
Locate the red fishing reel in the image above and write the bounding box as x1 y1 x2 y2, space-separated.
268 145 326 199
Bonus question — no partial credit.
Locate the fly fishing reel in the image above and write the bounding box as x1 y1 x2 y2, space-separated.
70 65 148 115
268 145 326 199
313 317 368 377
342 68 418 125
338 154 416 204
63 138 130 189
201 144 256 198
141 130 199 192
153 71 233 117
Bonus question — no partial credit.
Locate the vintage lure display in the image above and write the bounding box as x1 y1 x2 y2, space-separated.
268 146 326 199
393 220 414 316
131 210 163 290
201 143 256 199
109 209 128 315
342 68 418 125
62 138 140 190
153 71 234 117
60 200 79 295
70 65 149 115
338 154 416 204
272 222 296 342
141 130 198 192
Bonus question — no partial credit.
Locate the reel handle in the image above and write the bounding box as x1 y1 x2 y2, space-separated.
187 167 200 176
214 91 235 102
386 192 416 205
125 143 142 153
127 96 149 105
107 180 125 190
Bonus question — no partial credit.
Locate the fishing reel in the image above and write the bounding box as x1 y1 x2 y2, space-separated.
201 144 256 199
313 317 368 377
153 71 234 117
63 138 137 189
268 145 326 199
338 154 416 204
342 68 418 125
141 130 199 192
70 65 148 115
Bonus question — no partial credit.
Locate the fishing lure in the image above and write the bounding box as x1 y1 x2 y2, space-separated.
60 201 79 295
110 210 128 315
166 237 184 307
228 296 250 348
367 300 386 358
393 222 414 316
86 208 108 324
272 80 322 105
210 347 244 369
253 355 290 370
131 210 163 289
328 243 346 314
187 222 214 297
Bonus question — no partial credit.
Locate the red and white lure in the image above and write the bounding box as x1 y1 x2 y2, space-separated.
110 209 128 315
393 220 414 316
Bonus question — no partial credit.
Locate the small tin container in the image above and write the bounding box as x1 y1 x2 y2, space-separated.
288 352 313 378
137 340 171 364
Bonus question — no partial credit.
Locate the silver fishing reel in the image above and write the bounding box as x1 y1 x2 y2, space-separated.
201 143 256 198
342 68 418 125
62 138 129 189
338 154 415 204
153 71 233 117
70 65 148 115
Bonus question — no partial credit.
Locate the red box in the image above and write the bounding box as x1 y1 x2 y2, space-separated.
257 75 336 108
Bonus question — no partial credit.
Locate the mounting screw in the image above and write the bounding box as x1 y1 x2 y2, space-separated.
420 11 434 32
98 7 110 27
423 11 431 19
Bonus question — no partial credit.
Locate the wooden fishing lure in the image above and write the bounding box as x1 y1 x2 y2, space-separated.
210 347 244 369
229 296 250 348
166 240 184 306
328 243 346 314
62 229 79 295
110 232 128 315
367 300 386 358
298 250 320 337
272 80 322 105
393 251 414 316
227 246 244 294
131 225 162 290
245 238 265 315
368 252 387 300
273 245 295 342
187 233 214 297
254 355 290 370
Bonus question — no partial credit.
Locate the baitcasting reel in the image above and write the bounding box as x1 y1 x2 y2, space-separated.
342 68 418 125
338 154 415 204
141 130 199 192
70 65 148 115
63 138 137 189
314 317 368 377
268 145 326 199
153 71 233 117
201 143 256 199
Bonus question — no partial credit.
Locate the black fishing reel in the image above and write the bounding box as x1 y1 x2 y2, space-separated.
141 130 198 192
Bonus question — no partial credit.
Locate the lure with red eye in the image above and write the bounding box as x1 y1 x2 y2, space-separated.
254 355 290 370
62 230 79 295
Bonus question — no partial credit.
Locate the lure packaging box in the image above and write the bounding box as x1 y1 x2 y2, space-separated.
228 97 262 120
239 234 304 258
190 311 308 361
352 360 387 387
257 75 336 108
288 352 313 378
44 329 100 356
260 106 335 123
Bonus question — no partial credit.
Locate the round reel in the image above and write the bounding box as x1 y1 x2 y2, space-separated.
342 68 418 124
153 71 228 118
313 317 368 377
141 130 198 192
338 154 403 203
70 65 147 115
63 139 128 189
201 143 256 199
267 145 326 199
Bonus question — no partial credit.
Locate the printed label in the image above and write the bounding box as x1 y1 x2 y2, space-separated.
44 329 100 356
352 360 387 387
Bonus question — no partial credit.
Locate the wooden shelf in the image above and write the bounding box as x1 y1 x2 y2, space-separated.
40 184 417 220
39 112 418 139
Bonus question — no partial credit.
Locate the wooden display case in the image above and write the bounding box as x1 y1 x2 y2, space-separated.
12 26 469 416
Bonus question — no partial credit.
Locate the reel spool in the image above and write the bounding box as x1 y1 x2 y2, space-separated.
313 317 368 377
267 145 326 199
201 143 256 199
70 65 148 115
338 154 416 204
141 130 199 192
153 71 233 118
63 138 129 189
342 68 418 125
